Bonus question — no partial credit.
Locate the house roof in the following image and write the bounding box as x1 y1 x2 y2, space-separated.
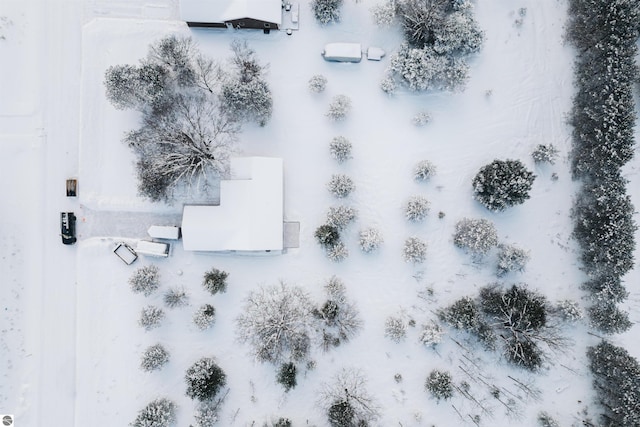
179 0 282 25
181 157 284 251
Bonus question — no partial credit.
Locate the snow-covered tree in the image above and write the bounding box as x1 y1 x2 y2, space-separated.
193 304 216 330
403 236 427 263
453 217 498 256
414 159 436 181
139 305 165 331
308 74 328 93
277 362 297 392
396 0 448 47
185 357 227 401
328 136 352 163
326 95 352 121
581 275 629 304
359 227 383 253
587 300 632 334
202 267 229 295
537 411 560 427
472 159 536 211
312 0 343 24
425 370 454 401
412 111 432 126
327 241 349 262
370 0 396 26
236 282 315 363
419 321 444 348
531 144 559 164
433 9 484 55
556 299 583 322
326 205 357 230
319 368 380 426
405 195 430 221
315 224 341 249
315 277 362 350
163 287 188 308
587 340 640 426
327 174 355 198
140 344 170 372
129 265 161 296
193 396 225 427
385 316 407 342
496 243 530 276
439 296 481 331
131 398 176 427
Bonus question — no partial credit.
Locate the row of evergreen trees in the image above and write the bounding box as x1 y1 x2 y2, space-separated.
567 1 640 425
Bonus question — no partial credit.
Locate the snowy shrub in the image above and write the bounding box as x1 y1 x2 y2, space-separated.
385 316 407 343
496 243 530 276
380 73 397 94
537 412 560 427
131 398 176 427
315 224 341 248
433 9 484 55
140 344 170 372
556 300 583 322
327 241 349 262
312 0 343 24
193 304 216 330
531 144 559 164
308 74 328 93
425 370 454 401
193 399 222 427
139 305 165 331
587 300 632 335
359 227 383 253
419 321 444 347
412 111 432 126
453 218 498 256
370 1 396 26
403 237 427 263
326 95 352 121
405 195 430 221
315 277 363 349
587 341 640 427
129 265 160 296
439 297 480 330
326 205 357 230
185 357 227 401
414 160 436 181
472 159 536 211
327 174 355 198
272 419 292 427
277 362 297 392
582 275 629 304
319 368 380 426
202 268 229 295
236 282 314 363
164 287 188 308
328 136 352 163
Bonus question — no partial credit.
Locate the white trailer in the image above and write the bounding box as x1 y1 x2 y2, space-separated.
147 225 181 240
136 240 171 257
321 43 362 63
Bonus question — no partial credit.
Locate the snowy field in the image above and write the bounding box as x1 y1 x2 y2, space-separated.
1 0 639 426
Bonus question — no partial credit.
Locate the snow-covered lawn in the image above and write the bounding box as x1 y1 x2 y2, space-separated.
1 0 639 426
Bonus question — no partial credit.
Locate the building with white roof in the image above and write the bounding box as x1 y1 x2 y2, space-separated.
179 0 282 30
181 157 284 252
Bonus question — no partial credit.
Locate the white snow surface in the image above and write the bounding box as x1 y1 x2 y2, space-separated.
1 0 640 426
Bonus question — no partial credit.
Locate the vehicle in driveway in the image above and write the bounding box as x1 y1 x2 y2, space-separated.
321 43 362 63
60 212 77 245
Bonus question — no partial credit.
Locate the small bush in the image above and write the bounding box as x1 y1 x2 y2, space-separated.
419 321 444 347
414 160 436 181
131 398 176 427
326 95 352 121
439 297 480 330
202 268 229 295
164 287 188 308
496 243 530 276
403 237 427 263
405 195 430 221
329 136 352 163
385 316 407 342
556 299 583 322
537 411 560 427
412 111 431 126
277 362 298 392
370 0 396 26
326 205 357 230
315 224 341 248
380 74 397 94
308 74 328 93
359 227 383 253
327 241 349 262
273 418 292 427
472 159 536 211
129 265 160 296
327 174 355 198
532 144 559 164
312 0 343 24
140 344 170 372
139 305 165 331
425 370 454 401
328 400 355 426
453 217 498 256
185 357 227 401
193 304 216 330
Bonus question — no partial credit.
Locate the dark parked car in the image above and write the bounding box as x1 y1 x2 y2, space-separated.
61 212 77 245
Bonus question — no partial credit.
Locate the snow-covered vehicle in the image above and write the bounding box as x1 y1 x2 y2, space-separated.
136 240 171 257
147 225 181 240
321 43 362 63
60 212 77 245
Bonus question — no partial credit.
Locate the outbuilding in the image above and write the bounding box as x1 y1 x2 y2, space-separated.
179 0 282 30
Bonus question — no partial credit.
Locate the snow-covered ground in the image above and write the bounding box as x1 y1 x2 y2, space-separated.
1 0 639 426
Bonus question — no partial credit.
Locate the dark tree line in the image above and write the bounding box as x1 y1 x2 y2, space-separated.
566 0 639 334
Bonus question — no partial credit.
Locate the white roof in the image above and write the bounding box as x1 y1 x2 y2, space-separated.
181 157 284 251
179 0 282 25
322 43 363 60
